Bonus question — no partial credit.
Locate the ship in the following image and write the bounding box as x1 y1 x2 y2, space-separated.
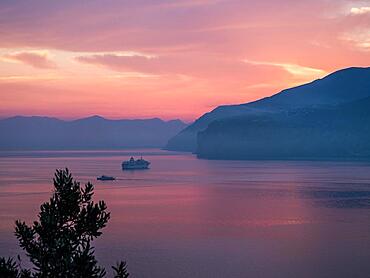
97 175 116 181
122 156 150 170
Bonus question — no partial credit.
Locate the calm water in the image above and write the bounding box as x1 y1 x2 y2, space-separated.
1 149 370 277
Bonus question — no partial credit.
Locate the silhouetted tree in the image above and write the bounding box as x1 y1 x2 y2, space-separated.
0 168 129 278
0 257 31 278
112 261 130 278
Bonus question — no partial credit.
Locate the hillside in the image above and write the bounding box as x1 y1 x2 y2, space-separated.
166 67 370 152
197 97 370 159
0 116 187 150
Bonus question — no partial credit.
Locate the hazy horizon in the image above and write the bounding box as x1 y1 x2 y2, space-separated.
0 114 190 123
1 66 369 122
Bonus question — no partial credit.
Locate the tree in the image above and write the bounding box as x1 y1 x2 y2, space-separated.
0 168 129 278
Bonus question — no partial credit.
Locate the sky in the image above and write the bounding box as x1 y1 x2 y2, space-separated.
0 0 369 121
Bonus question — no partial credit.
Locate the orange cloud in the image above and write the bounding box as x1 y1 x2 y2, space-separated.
341 29 370 51
350 7 370 15
75 54 163 74
1 51 56 69
0 0 369 120
243 59 326 79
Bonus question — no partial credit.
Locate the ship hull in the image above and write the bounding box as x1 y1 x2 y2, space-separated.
97 177 115 181
122 157 150 170
122 165 149 170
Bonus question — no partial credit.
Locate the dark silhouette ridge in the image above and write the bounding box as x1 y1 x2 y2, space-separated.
197 96 370 160
0 116 187 150
165 67 370 152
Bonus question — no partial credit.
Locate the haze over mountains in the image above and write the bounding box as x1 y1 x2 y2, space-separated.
166 67 370 159
198 96 370 159
0 116 187 150
2 67 369 158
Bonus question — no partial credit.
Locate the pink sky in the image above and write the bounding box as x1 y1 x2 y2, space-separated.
0 0 369 121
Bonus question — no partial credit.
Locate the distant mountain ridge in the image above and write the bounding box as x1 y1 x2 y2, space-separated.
197 96 370 159
166 67 370 152
0 116 187 150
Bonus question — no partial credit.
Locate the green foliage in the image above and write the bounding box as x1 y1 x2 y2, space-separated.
0 168 129 278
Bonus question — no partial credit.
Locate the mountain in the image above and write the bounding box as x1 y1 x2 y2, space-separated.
166 67 370 152
197 96 370 159
0 116 187 150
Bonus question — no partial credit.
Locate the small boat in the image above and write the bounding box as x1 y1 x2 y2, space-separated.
122 156 150 170
97 175 116 181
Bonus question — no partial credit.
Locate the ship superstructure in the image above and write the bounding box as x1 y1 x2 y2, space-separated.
122 157 150 170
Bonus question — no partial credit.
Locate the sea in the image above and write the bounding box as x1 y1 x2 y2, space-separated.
0 149 370 278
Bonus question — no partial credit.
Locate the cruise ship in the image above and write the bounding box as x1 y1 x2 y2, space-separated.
122 157 150 170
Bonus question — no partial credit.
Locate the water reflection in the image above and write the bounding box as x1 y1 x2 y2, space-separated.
0 150 370 277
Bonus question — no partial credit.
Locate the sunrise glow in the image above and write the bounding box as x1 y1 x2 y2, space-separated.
0 0 369 121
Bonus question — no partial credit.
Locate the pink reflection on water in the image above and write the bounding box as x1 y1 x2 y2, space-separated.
1 150 370 277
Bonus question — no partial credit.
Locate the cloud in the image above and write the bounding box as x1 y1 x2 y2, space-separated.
75 51 323 96
333 5 370 52
0 74 63 82
0 0 344 53
75 51 156 59
1 50 57 69
75 52 212 76
350 7 370 15
75 53 163 74
0 0 369 120
243 59 326 79
74 52 268 82
341 29 370 51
